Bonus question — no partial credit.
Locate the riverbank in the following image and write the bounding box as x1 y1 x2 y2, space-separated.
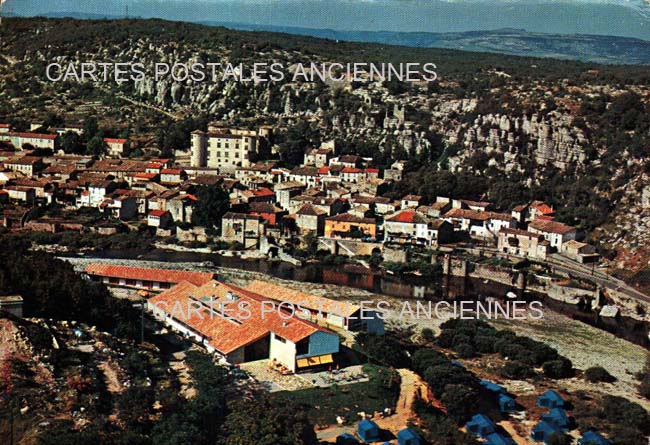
62 249 650 348
62 253 650 412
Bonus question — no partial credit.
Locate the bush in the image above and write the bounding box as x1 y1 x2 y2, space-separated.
423 364 480 397
440 384 479 424
354 332 410 368
421 328 435 342
411 348 448 376
640 375 650 399
542 358 574 379
584 366 616 383
455 343 476 359
500 360 535 379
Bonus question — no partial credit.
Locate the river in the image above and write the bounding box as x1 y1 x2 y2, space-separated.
73 248 650 348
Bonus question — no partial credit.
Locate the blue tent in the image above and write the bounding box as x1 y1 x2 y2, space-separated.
498 393 516 412
578 431 610 445
336 433 360 445
397 428 421 445
481 380 506 394
358 419 380 442
531 420 563 443
485 432 517 445
537 390 565 409
466 414 496 438
542 408 570 430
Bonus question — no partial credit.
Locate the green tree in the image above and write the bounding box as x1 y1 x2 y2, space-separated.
60 131 83 154
542 358 574 379
354 332 410 368
584 366 616 383
82 116 100 142
86 135 107 157
440 384 479 424
190 184 230 233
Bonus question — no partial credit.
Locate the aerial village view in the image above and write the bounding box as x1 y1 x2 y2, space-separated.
1 1 650 445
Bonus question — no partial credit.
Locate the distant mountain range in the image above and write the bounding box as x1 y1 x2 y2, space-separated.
20 11 650 65
201 23 650 65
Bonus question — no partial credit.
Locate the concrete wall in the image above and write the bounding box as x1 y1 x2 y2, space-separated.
269 332 297 372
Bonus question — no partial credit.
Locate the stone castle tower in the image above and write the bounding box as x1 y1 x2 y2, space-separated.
191 130 207 167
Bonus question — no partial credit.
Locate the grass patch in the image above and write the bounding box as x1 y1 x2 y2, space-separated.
273 365 400 427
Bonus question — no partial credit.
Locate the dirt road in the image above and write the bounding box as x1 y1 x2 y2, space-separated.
316 368 429 442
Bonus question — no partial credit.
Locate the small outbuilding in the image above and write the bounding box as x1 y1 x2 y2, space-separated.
480 380 506 394
357 419 380 443
578 430 610 445
531 420 563 443
397 428 421 445
466 414 496 438
542 408 570 430
498 394 517 412
537 390 565 409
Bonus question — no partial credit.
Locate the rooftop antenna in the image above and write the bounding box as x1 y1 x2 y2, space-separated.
125 4 129 19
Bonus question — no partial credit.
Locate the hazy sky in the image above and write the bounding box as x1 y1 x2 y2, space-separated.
5 0 650 40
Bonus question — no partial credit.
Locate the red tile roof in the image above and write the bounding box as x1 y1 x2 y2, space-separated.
444 208 512 222
297 203 327 216
149 210 169 217
386 210 423 223
135 172 158 180
251 187 274 197
4 132 57 140
528 219 576 235
161 169 182 175
104 138 127 144
245 280 360 318
342 167 362 173
532 202 554 215
85 264 214 286
149 280 329 354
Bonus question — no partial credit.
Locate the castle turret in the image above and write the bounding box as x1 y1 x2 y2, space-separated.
191 130 207 167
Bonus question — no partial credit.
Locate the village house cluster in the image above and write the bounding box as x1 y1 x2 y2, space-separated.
0 120 598 265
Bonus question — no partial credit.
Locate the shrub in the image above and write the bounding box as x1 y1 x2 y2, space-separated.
411 348 448 375
584 366 616 383
543 358 574 379
421 328 435 342
455 343 476 359
500 360 535 379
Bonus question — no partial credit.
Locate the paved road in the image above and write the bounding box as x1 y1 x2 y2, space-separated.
546 254 650 304
459 246 650 305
